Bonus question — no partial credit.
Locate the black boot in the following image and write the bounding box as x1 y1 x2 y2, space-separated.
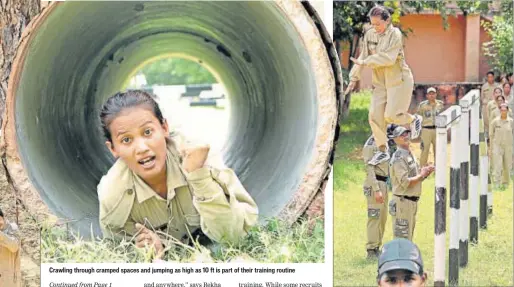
367 248 379 259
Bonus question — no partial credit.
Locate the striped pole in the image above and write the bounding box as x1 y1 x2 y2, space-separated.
458 99 470 268
468 93 480 243
488 167 493 216
479 103 488 229
434 112 451 287
449 107 461 286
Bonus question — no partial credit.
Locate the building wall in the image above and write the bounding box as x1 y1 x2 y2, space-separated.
479 21 493 80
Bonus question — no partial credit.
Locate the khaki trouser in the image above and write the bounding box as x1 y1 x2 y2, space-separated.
420 128 436 166
369 75 415 149
483 105 490 137
492 143 513 185
389 195 418 241
365 181 389 250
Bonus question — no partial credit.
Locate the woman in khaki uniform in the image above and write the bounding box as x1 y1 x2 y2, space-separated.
486 89 505 122
98 90 258 257
416 87 444 166
503 82 513 103
362 135 392 259
482 72 502 137
489 104 514 189
345 5 422 165
388 124 434 241
489 95 512 120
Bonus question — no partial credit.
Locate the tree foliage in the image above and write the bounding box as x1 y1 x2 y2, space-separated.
140 58 217 86
481 1 513 75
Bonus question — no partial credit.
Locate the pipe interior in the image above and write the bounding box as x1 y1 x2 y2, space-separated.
14 1 318 236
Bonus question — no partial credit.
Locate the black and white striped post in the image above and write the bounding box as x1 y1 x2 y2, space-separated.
434 106 461 287
449 106 462 285
461 91 480 243
458 98 470 267
479 103 488 229
488 172 493 215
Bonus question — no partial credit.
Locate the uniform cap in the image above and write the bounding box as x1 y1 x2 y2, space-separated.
378 239 424 277
427 87 437 94
387 124 410 139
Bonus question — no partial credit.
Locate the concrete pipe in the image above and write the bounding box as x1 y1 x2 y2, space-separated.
3 1 341 237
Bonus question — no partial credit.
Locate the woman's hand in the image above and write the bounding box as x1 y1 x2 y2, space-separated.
350 57 364 66
344 81 357 96
182 145 210 173
134 223 164 258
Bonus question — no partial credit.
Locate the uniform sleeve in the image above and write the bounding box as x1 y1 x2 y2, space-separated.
363 146 380 192
348 34 368 82
392 159 410 191
416 104 424 116
489 119 496 141
362 29 402 68
0 230 19 253
481 84 488 103
185 167 258 244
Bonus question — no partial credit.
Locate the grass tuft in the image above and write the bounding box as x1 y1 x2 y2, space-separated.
41 217 324 264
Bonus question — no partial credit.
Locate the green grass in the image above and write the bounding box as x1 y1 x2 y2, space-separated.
41 217 324 263
334 91 513 286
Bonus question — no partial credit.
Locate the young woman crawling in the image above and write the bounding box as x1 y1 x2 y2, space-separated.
97 90 258 257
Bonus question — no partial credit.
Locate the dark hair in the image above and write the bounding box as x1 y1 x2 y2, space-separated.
494 87 504 95
487 71 495 77
496 95 505 102
100 90 164 142
0 207 3 218
368 5 393 21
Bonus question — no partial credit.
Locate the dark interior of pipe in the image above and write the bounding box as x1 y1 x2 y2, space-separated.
14 1 319 236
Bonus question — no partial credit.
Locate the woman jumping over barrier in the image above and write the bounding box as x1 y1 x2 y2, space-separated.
345 5 422 165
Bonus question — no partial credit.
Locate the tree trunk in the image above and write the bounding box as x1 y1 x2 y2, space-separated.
0 1 45 286
340 34 361 120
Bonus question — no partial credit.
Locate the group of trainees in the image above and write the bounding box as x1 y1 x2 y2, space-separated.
482 71 514 189
344 3 514 265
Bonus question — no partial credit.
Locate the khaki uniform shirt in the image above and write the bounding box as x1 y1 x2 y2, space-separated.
390 147 421 197
0 221 21 287
98 137 258 245
481 82 501 105
490 107 513 121
349 24 412 89
489 117 514 146
417 100 444 126
362 136 389 193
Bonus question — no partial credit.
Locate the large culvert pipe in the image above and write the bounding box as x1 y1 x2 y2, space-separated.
3 1 341 237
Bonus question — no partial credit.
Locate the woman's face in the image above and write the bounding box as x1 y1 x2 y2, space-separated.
494 89 502 98
504 84 511 96
370 15 388 34
106 106 169 185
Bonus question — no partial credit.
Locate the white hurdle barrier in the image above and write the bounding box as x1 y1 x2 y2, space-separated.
433 89 483 286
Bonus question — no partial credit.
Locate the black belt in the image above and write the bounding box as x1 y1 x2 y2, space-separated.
423 126 436 129
395 195 420 202
376 175 388 182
